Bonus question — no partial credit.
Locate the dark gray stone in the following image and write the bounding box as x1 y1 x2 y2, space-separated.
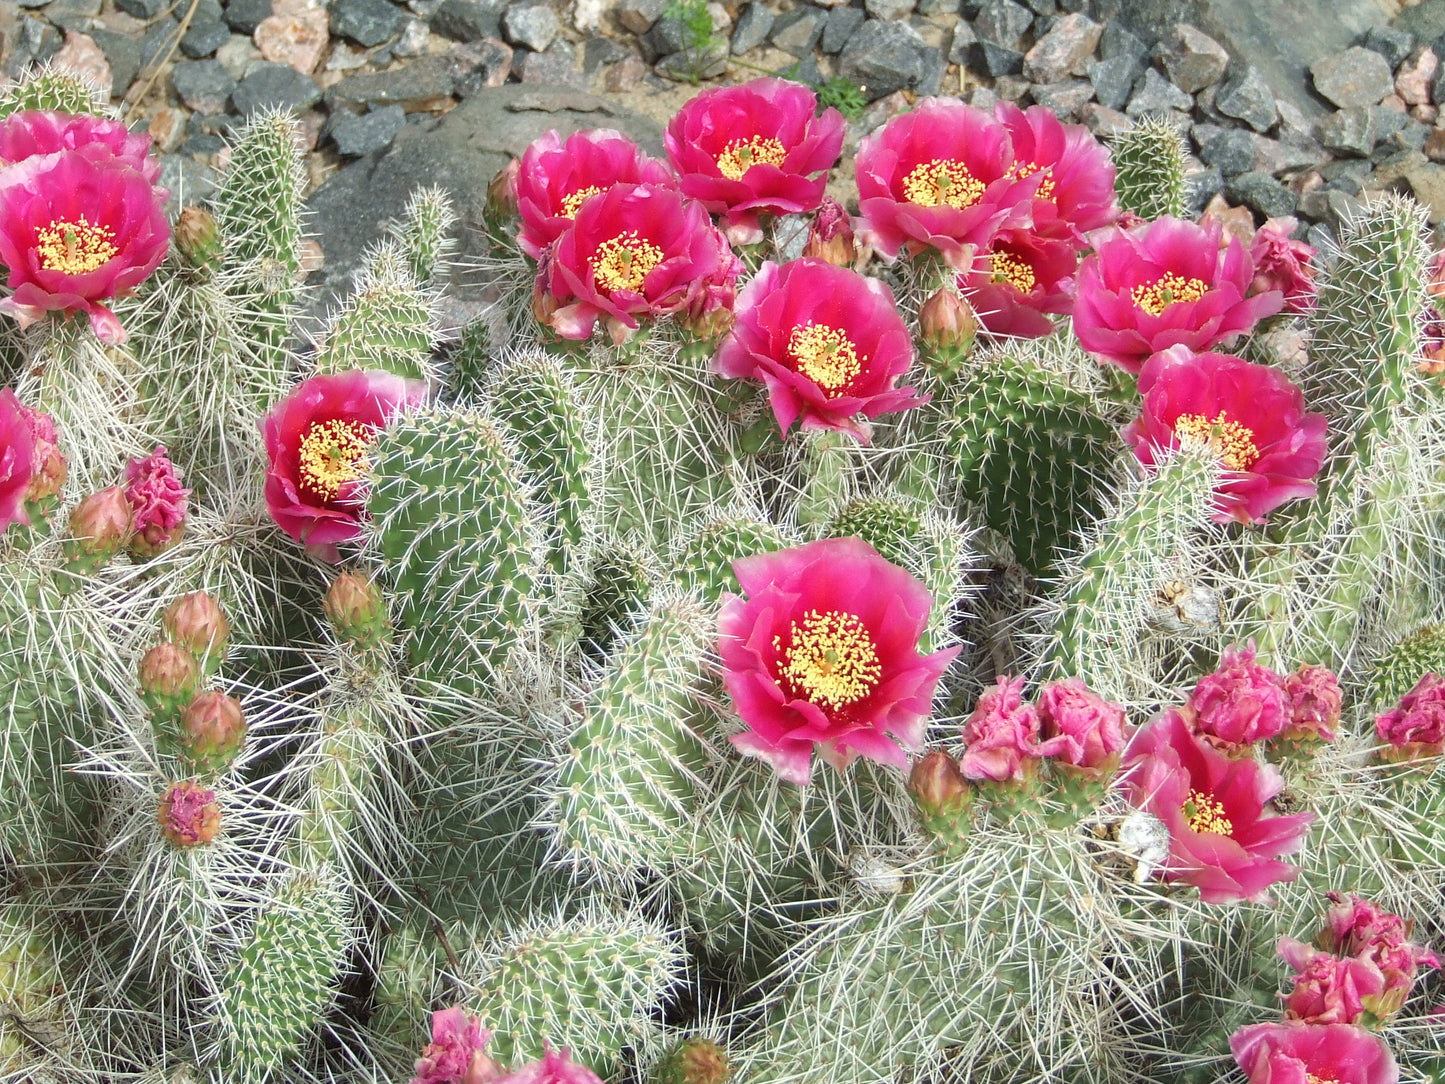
1215 64 1277 131
1311 46 1394 109
1318 157 1371 187
1157 22 1228 92
328 104 407 155
1195 124 1254 174
172 58 238 114
866 0 916 19
1030 77 1094 118
1306 222 1336 263
1250 132 1324 176
1021 0 1055 13
732 3 774 54
1185 163 1223 211
1315 105 1377 157
45 0 102 25
639 15 687 59
1370 103 1412 141
1226 170 1298 217
1080 100 1133 136
975 0 1033 48
158 155 218 214
2 17 60 79
655 39 729 80
180 19 234 59
328 54 457 109
431 0 505 42
582 35 628 72
838 17 930 99
1023 12 1101 84
783 51 823 88
231 62 322 116
917 0 960 13
116 0 164 18
616 0 665 33
503 3 560 50
947 20 976 64
224 0 272 35
1100 21 1146 63
823 5 864 53
1376 117 1430 157
1362 25 1414 69
181 132 227 158
1087 53 1139 110
971 38 1024 76
770 8 825 56
139 17 181 68
453 38 515 94
994 73 1030 99
916 43 946 96
1126 67 1193 115
87 28 143 96
332 0 405 46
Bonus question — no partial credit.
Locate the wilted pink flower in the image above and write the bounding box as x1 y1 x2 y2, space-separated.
0 387 37 533
411 1006 499 1084
1319 892 1441 1017
1034 677 1128 773
124 446 188 558
0 110 161 183
854 97 1038 270
957 229 1078 339
539 182 740 343
261 370 428 562
1119 709 1314 904
960 674 1041 782
1229 1022 1399 1084
1375 673 1445 758
1251 216 1317 315
802 195 856 266
20 400 63 507
1072 215 1283 373
665 78 845 246
993 101 1119 242
513 128 676 260
1279 937 1385 1025
1124 346 1328 525
713 258 925 443
718 537 960 786
494 1046 604 1084
157 780 220 846
1282 664 1342 742
0 149 169 344
1183 641 1290 753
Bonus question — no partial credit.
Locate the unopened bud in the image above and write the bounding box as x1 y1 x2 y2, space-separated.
919 287 979 369
138 643 201 719
61 486 132 580
678 303 736 343
323 571 391 652
908 750 970 820
124 446 189 561
486 158 520 223
163 591 230 675
158 781 221 846
179 691 247 774
175 206 222 273
653 1037 732 1084
801 196 856 267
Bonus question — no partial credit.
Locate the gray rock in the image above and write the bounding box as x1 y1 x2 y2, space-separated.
1311 45 1394 110
231 63 322 115
139 17 181 68
916 44 946 96
1306 222 1336 263
395 18 432 55
732 4 774 54
1371 103 1412 141
224 0 272 35
1215 64 1277 132
975 0 1033 49
503 3 560 50
971 39 1024 76
89 28 143 95
639 15 686 59
1315 105 1377 157
182 132 227 158
1157 23 1229 93
917 0 960 13
1404 161 1445 223
947 20 976 64
180 18 233 59
582 34 628 71
1080 101 1133 137
1250 132 1324 176
328 54 457 109
1226 170 1298 217
616 0 665 34
1030 77 1094 118
1023 12 1101 84
1363 25 1415 69
824 6 864 53
3 16 60 79
1100 21 1146 64
431 0 505 42
1126 67 1193 116
159 155 218 214
331 0 405 45
172 58 238 114
770 8 825 56
1087 53 1139 109
1318 157 1371 188
328 104 407 155
839 17 930 99
994 73 1030 100
116 0 163 18
1186 163 1224 211
1195 124 1254 174
1021 0 1055 13
44 0 103 25
655 39 729 80
865 0 916 19
1376 117 1430 158
453 38 514 94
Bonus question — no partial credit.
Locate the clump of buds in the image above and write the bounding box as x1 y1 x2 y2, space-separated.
178 691 247 776
157 781 221 847
324 571 392 653
163 591 230 676
137 643 201 720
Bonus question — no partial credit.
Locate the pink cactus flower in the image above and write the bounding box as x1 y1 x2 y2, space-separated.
1250 216 1318 315
1119 709 1314 904
992 101 1119 242
538 182 741 343
494 1046 604 1084
1282 664 1342 742
1034 677 1128 773
1318 892 1441 1019
960 674 1042 782
803 195 857 267
411 1006 499 1084
1183 641 1290 754
0 110 162 184
1375 673 1445 758
1279 937 1385 1026
957 228 1078 340
1229 1022 1399 1084
718 537 960 786
0 148 168 344
261 370 428 562
157 781 220 847
19 399 63 507
665 77 845 246
1072 215 1284 373
1124 346 1328 525
124 446 189 558
513 128 676 260
854 97 1039 270
713 257 926 443
0 387 37 533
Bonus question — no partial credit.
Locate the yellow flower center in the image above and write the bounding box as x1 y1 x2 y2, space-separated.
775 609 882 712
560 186 603 218
1182 789 1233 836
1174 412 1260 471
1304 1076 1339 1084
989 250 1037 293
36 215 118 275
716 136 788 181
591 231 664 294
1131 272 1210 316
787 322 864 395
298 417 373 500
902 159 986 210
1007 160 1056 201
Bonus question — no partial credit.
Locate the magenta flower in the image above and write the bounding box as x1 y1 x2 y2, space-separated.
854 97 1038 270
0 110 161 184
713 258 925 442
1279 937 1385 1025
1072 215 1284 373
538 182 740 343
494 1046 604 1084
0 149 168 344
957 229 1078 340
124 445 188 558
1183 641 1290 754
1229 1022 1399 1084
0 387 37 533
261 370 428 562
1124 346 1328 525
665 77 845 246
960 674 1042 782
513 128 676 260
1320 892 1440 1013
718 537 960 786
1119 709 1314 904
1374 673 1445 759
157 781 220 847
993 101 1119 242
411 1006 499 1084
1034 677 1128 773
1282 664 1342 742
1251 216 1318 315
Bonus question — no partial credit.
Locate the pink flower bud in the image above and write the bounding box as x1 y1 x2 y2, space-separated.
487 158 520 222
655 1038 731 1084
1281 664 1341 742
1184 641 1290 753
158 781 220 846
908 749 971 820
323 571 391 651
175 205 222 271
1249 216 1317 315
918 287 979 357
1318 892 1440 1016
124 445 189 559
1278 938 1382 1026
960 675 1041 783
66 485 133 564
410 1006 500 1084
179 691 247 773
163 591 230 671
1034 677 1128 773
137 642 201 718
1375 672 1445 761
801 196 857 267
20 401 64 506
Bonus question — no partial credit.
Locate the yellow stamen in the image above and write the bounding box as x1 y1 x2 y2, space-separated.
1007 160 1057 201
716 136 788 181
1174 412 1260 471
989 250 1037 293
560 186 603 218
1182 789 1233 836
787 322 864 394
775 609 882 711
35 215 117 275
1304 1076 1339 1084
902 159 986 210
1131 272 1210 316
298 418 372 500
591 231 664 294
